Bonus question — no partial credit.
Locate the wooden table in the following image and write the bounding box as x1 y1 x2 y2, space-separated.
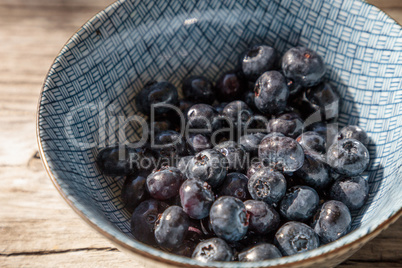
0 0 400 267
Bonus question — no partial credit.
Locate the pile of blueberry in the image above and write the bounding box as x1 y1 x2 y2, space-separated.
97 46 371 262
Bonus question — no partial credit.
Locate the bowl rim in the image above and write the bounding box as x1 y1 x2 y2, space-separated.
37 0 402 266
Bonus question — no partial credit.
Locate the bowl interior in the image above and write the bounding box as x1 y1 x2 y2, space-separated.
38 0 402 266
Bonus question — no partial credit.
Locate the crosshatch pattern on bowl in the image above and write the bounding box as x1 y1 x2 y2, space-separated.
38 0 402 266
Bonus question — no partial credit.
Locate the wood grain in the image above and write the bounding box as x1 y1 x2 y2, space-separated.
0 0 400 267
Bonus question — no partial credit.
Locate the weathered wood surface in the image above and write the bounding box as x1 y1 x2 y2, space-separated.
0 0 401 267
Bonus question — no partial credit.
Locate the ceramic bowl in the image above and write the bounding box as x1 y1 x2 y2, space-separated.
37 0 402 267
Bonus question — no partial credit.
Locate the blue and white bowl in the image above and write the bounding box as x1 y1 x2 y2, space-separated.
37 0 402 267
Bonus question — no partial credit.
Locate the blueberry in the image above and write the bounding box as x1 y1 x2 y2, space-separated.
210 196 249 242
240 133 266 157
246 161 265 179
279 186 320 222
222 100 253 130
244 200 280 234
312 200 352 244
241 45 277 81
135 81 179 115
335 125 369 147
274 221 320 256
192 238 234 262
295 151 331 190
150 121 173 134
219 172 250 201
176 155 193 174
238 243 282 261
174 239 198 257
121 174 148 211
243 90 257 111
305 121 329 137
180 179 215 219
304 82 340 120
146 166 185 200
327 138 370 176
154 206 190 249
96 146 136 176
297 131 326 154
215 70 247 102
186 149 228 188
245 115 270 133
248 168 287 205
187 104 221 135
286 77 304 97
182 76 215 104
259 133 305 173
179 99 195 114
213 102 228 114
254 71 289 115
281 47 326 88
154 130 186 159
214 141 247 172
187 134 212 154
330 176 369 211
268 112 304 138
130 199 167 245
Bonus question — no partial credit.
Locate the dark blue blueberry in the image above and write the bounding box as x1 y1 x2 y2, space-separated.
274 221 320 256
305 121 328 138
187 104 221 135
215 70 247 102
279 186 320 222
186 149 228 188
297 131 326 154
240 133 266 157
268 112 304 138
187 134 212 154
173 239 198 257
246 161 265 179
330 176 369 211
176 155 193 175
245 115 270 133
214 141 247 172
219 173 250 201
150 121 172 134
243 90 258 111
182 76 215 104
281 47 326 88
129 144 159 174
154 130 186 159
146 166 185 200
121 174 148 211
238 243 282 261
180 179 215 219
335 125 369 147
179 99 195 114
192 238 234 262
154 206 190 249
295 151 331 190
312 200 352 244
135 81 178 115
210 196 249 242
213 102 228 114
286 77 304 97
248 168 287 205
244 200 280 234
254 71 289 115
222 100 253 130
304 82 340 121
130 199 167 245
96 146 136 176
241 45 277 81
259 133 305 173
327 138 370 176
